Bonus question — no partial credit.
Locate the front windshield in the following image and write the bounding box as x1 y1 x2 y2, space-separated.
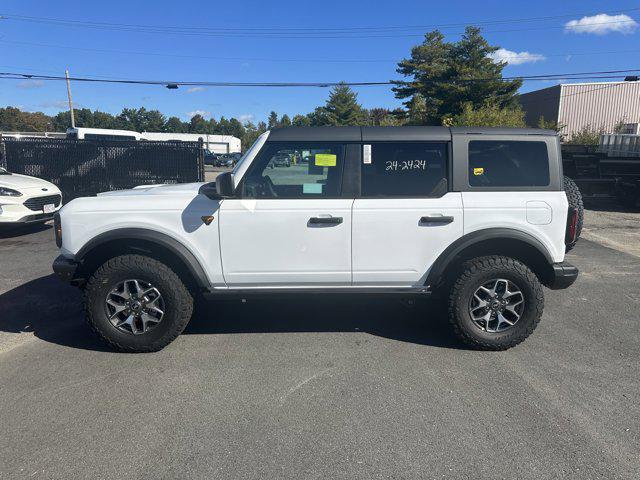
232 131 269 175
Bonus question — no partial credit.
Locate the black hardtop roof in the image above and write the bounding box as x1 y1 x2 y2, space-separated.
267 126 556 142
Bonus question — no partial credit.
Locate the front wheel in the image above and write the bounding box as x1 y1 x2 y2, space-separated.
84 254 194 352
448 256 544 350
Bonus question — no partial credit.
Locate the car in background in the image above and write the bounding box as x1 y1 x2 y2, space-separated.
0 167 63 225
218 153 242 168
203 151 219 166
269 153 291 168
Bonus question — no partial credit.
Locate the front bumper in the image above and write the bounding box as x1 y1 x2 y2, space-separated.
52 255 79 283
548 262 579 290
0 202 60 224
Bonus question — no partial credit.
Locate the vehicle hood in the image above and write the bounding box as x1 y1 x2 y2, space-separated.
0 172 60 192
97 182 206 197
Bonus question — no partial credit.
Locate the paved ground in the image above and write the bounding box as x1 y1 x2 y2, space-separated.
0 210 639 479
204 165 230 182
582 204 640 258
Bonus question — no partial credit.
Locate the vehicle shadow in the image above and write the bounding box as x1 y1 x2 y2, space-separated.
0 274 464 352
186 295 463 349
0 274 111 352
0 223 52 239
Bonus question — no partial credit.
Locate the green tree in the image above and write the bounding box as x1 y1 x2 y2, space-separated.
0 107 52 131
536 116 566 139
307 107 330 126
565 124 603 145
164 116 187 133
267 111 279 129
227 118 245 139
406 93 427 125
393 27 522 125
292 114 311 127
443 102 526 128
188 114 209 133
241 121 267 150
317 83 365 126
92 111 118 129
139 109 166 132
280 114 291 127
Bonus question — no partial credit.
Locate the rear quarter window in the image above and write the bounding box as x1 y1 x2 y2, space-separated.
468 140 550 187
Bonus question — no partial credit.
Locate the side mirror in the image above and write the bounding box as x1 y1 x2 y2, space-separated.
215 171 235 197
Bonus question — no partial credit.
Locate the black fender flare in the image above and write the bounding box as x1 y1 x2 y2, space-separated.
76 228 210 289
425 228 554 288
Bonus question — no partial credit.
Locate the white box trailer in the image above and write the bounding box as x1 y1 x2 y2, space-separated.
66 128 241 153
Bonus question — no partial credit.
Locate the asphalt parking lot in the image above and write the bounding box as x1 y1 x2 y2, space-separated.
1 209 639 479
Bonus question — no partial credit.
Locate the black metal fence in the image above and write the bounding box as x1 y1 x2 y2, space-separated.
0 137 205 201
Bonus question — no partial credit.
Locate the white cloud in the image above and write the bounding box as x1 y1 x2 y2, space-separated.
238 114 254 122
186 86 205 93
186 110 210 119
564 14 638 35
16 80 44 89
39 100 72 109
489 48 546 65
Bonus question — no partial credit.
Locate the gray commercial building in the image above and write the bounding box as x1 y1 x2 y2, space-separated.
519 81 640 138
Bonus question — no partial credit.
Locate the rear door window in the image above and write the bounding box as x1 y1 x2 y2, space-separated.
468 141 550 187
361 142 448 197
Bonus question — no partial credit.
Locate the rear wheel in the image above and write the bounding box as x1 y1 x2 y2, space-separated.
563 176 584 251
448 256 544 350
84 254 193 352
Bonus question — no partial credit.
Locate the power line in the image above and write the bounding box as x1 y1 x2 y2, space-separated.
1 8 637 32
0 9 638 38
1 69 639 88
4 39 640 64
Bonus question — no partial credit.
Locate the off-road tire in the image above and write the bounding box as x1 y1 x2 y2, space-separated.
84 254 193 353
563 176 583 251
448 256 544 350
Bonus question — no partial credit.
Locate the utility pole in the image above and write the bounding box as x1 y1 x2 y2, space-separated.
65 69 76 129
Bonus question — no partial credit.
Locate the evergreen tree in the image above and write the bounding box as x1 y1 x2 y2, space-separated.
267 111 279 129
188 114 208 133
393 27 522 125
320 83 365 126
292 114 311 127
164 116 187 133
280 114 291 127
406 93 427 125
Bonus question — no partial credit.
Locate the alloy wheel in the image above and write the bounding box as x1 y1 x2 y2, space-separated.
469 278 524 333
105 279 165 335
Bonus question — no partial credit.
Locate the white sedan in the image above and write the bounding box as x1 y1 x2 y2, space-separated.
0 167 62 224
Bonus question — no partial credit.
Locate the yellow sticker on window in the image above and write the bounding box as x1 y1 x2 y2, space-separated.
315 153 337 167
473 167 484 176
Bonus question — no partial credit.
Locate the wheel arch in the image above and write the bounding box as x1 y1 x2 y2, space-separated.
426 228 555 290
74 228 210 292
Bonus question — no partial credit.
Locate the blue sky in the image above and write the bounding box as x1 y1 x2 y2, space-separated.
1 0 639 125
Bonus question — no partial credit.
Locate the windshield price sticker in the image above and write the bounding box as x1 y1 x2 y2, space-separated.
315 153 337 167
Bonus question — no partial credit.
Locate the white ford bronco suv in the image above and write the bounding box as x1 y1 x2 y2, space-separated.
53 127 579 352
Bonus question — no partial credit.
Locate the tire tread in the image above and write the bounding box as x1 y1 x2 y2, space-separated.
448 255 544 350
84 254 193 353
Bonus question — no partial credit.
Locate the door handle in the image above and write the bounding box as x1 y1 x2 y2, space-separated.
309 216 343 225
420 215 454 225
